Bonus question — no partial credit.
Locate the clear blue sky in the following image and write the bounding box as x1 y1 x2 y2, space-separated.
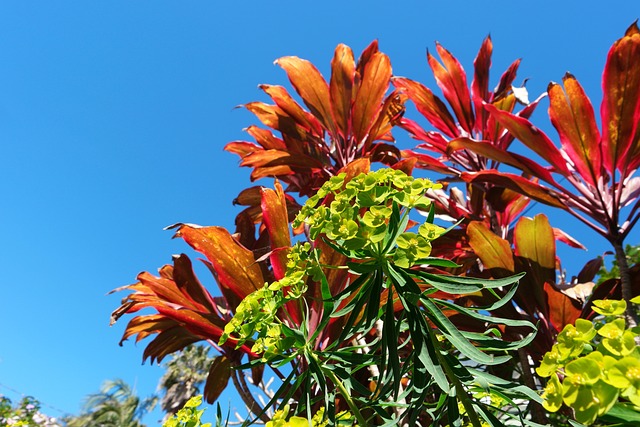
0 1 637 424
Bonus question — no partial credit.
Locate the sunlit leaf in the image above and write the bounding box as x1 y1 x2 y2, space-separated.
601 22 640 173
467 221 514 273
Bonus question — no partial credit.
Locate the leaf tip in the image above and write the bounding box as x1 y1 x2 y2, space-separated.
625 19 640 36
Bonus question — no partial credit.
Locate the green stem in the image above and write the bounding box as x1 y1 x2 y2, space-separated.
424 326 484 427
310 352 368 426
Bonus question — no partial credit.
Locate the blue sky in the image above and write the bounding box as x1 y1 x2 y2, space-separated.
0 1 637 424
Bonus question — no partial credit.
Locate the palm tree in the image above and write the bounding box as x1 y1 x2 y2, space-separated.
65 379 156 427
158 344 215 416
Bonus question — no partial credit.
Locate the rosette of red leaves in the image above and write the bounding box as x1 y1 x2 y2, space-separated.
226 41 412 224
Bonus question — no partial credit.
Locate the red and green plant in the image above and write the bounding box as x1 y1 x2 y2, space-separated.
111 24 640 427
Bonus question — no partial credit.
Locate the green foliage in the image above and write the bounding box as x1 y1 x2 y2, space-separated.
0 396 61 427
597 245 640 285
264 406 355 427
538 297 640 425
111 22 640 427
159 345 216 416
221 169 537 426
163 395 212 427
65 379 156 427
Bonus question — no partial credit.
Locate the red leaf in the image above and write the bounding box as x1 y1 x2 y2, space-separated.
399 117 450 153
401 150 452 175
548 75 601 186
447 137 559 185
471 36 492 132
462 170 567 209
485 94 517 145
577 257 604 283
393 77 458 137
329 44 356 139
601 22 640 173
366 91 406 143
369 142 401 165
553 227 586 250
204 355 231 404
261 182 291 280
494 59 521 100
172 254 217 312
484 103 571 176
428 43 475 134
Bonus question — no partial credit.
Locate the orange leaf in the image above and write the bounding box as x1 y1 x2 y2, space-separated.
275 56 336 135
329 44 355 139
352 51 392 147
245 102 309 144
260 84 322 135
548 75 601 186
172 224 264 305
467 221 514 273
233 186 264 207
514 214 556 301
544 282 582 332
250 165 294 181
224 141 261 157
118 315 178 344
245 125 287 150
514 214 555 271
142 328 201 364
240 149 323 169
338 158 371 184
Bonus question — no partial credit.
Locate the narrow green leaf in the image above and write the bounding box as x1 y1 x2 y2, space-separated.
414 257 462 268
384 292 401 398
422 297 510 365
435 299 535 329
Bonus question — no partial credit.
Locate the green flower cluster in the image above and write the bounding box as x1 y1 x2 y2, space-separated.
221 169 446 361
266 406 356 427
218 243 314 359
294 169 444 266
163 395 211 427
537 297 640 425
